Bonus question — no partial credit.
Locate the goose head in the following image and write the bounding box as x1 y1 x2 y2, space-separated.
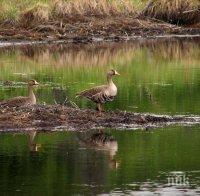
107 69 120 77
28 80 39 87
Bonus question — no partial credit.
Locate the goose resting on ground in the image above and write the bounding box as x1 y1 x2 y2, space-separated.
76 69 120 112
0 80 39 107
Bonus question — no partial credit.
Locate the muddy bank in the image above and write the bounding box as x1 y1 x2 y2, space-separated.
0 0 199 43
0 16 200 43
0 105 199 132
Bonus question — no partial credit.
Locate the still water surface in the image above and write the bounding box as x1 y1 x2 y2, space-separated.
0 37 200 195
0 126 199 195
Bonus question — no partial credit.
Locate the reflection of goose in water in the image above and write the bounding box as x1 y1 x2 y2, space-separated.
27 131 41 152
78 130 119 169
0 80 39 107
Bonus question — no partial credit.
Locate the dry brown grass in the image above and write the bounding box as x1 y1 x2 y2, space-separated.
18 0 135 27
19 0 135 25
20 3 50 26
1 0 199 28
52 0 134 18
143 0 200 25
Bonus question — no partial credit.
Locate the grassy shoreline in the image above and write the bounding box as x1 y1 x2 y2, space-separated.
0 0 199 42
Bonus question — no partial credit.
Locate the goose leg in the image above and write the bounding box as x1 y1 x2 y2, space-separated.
100 104 104 112
96 103 101 111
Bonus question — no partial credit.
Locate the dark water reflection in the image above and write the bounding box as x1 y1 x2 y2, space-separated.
0 37 199 114
0 126 199 195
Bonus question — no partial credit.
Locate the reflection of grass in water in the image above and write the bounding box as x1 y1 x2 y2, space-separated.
0 40 199 81
0 39 199 114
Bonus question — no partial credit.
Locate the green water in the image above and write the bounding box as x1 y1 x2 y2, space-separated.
0 126 199 195
0 38 200 195
0 38 199 114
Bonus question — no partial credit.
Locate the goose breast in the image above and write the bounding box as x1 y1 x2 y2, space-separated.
105 83 117 97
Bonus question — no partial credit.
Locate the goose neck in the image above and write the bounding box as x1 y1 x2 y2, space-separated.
107 75 114 85
28 85 36 101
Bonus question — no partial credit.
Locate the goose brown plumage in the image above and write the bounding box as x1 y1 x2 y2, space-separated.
76 69 120 111
0 80 39 107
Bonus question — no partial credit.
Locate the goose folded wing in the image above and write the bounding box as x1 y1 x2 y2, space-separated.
0 96 29 107
78 85 115 103
77 85 105 99
91 91 115 103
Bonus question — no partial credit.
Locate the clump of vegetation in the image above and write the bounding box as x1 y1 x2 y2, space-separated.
0 0 199 26
143 0 200 25
0 0 135 26
0 1 20 24
52 0 135 18
20 3 50 26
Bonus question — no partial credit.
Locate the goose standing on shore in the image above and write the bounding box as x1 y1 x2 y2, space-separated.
76 69 120 112
0 80 39 107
